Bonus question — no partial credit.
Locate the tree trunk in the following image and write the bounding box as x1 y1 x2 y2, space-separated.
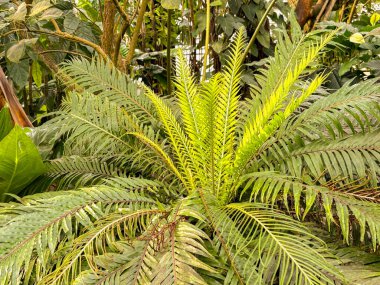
125 0 149 66
0 67 33 127
101 0 117 58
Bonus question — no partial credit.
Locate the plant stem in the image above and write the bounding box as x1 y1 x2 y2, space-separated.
50 19 108 60
125 0 149 66
201 0 211 82
322 0 337 21
167 9 172 94
347 0 359 24
312 0 329 30
242 0 276 60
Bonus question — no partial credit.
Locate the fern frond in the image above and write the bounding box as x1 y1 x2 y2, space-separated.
174 50 201 145
0 181 159 284
151 221 216 285
127 131 186 186
196 74 222 189
45 93 133 156
220 203 340 284
73 240 158 285
235 28 334 173
330 245 380 284
273 131 380 186
42 208 164 284
288 79 380 140
59 58 157 125
213 29 245 201
144 86 196 191
252 80 380 183
242 172 380 248
235 74 326 176
46 156 128 190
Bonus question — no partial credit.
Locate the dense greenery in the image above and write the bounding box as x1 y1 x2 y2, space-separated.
1 14 380 284
1 0 378 117
1 0 380 284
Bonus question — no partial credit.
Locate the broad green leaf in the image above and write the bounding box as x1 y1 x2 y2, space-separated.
64 12 80 33
32 61 43 87
7 59 29 88
257 32 270 48
0 126 46 201
7 41 26 63
217 15 234 36
370 12 380 26
30 0 52 17
6 39 37 63
11 2 27 21
194 11 206 35
349 33 365 44
39 8 63 20
161 0 180 9
0 107 13 140
78 0 99 21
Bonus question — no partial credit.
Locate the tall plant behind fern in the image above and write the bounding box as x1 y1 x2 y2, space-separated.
1 17 380 285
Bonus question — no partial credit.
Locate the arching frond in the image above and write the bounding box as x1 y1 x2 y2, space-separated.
0 180 159 285
42 208 164 284
242 172 380 248
285 79 380 140
268 131 380 186
45 156 128 190
44 92 134 156
218 203 340 285
144 86 196 191
59 58 157 125
73 240 158 285
235 27 334 173
213 29 245 201
174 50 201 146
151 221 217 285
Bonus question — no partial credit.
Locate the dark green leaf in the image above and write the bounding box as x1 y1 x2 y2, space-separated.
7 60 29 89
64 13 80 33
39 7 63 20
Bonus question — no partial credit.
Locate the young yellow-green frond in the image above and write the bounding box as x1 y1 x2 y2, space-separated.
234 31 334 175
143 86 197 191
127 131 186 186
196 74 222 190
174 50 201 147
213 29 245 201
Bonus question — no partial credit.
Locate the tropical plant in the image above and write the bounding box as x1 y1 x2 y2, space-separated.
0 107 45 201
1 18 380 284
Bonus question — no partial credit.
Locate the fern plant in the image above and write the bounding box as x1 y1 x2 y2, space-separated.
1 19 380 284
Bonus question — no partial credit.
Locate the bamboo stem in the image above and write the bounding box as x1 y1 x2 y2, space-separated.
242 0 276 60
167 9 172 94
125 0 149 66
347 0 359 24
50 19 108 60
201 0 211 82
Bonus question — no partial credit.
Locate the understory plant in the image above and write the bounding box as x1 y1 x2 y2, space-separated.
1 19 380 284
